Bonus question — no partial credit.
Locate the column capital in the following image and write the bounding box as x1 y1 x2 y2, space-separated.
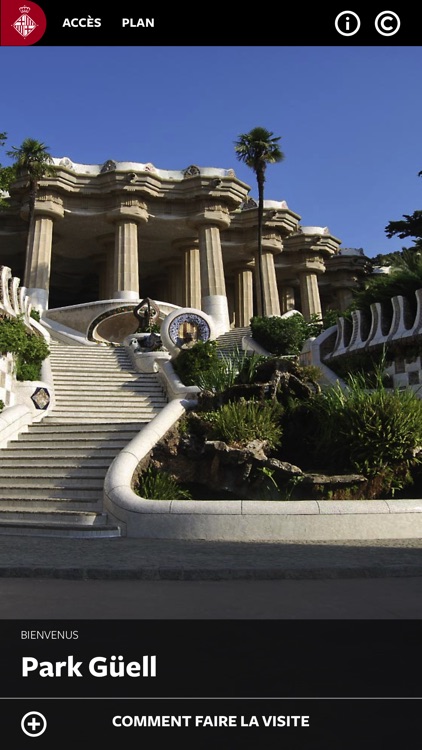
21 192 65 221
298 256 326 275
262 233 283 254
188 202 231 230
244 232 283 256
106 198 148 225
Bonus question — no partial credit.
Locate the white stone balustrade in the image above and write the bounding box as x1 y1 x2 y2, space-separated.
308 288 422 393
322 290 422 361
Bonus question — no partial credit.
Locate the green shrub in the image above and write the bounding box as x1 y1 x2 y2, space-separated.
16 362 43 381
197 347 266 394
204 398 283 449
0 315 49 381
250 314 321 356
135 466 192 500
306 369 422 491
0 315 28 354
172 340 220 386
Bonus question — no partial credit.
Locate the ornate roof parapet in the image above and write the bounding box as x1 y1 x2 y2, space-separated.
51 157 239 182
183 165 201 178
100 160 117 173
45 157 250 210
240 197 258 210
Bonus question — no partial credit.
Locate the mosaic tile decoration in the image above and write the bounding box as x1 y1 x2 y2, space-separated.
31 387 50 410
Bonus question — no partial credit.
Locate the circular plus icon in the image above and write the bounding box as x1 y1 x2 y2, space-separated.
375 11 400 36
21 711 47 737
335 11 361 36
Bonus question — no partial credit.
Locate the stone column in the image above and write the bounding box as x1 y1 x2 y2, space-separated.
107 200 148 300
299 269 323 321
174 239 201 309
248 234 282 318
190 205 231 336
260 246 281 317
280 285 296 313
234 266 254 328
166 260 184 307
23 194 64 312
183 242 201 309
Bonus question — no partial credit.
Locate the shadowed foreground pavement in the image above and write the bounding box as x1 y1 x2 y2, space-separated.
0 535 421 580
1 537 422 618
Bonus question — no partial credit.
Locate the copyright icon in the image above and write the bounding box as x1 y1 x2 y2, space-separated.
375 11 400 36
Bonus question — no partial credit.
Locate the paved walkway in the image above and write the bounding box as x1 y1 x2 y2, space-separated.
0 535 421 579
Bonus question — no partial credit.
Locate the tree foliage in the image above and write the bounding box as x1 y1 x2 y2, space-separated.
234 127 284 317
384 169 422 252
6 137 54 180
350 249 422 316
0 132 17 208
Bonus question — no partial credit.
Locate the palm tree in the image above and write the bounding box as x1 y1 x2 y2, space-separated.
0 132 16 208
7 138 54 284
234 127 284 317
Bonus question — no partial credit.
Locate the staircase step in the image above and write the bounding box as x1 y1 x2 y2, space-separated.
0 457 112 468
0 465 109 477
52 375 160 382
44 417 156 424
0 521 121 538
7 440 136 450
1 449 120 459
13 436 139 446
0 508 110 525
0 477 104 488
0 498 103 511
49 402 161 408
0 488 102 500
25 422 147 433
54 384 165 391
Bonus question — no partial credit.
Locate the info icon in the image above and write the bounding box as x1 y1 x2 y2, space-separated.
334 10 361 36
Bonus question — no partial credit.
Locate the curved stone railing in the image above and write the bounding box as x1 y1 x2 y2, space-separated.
324 290 422 362
0 265 33 324
303 289 422 392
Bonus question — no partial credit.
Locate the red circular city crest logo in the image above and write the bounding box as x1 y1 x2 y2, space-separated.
1 1 47 45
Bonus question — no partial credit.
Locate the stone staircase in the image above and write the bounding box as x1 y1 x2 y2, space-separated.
215 326 251 355
0 340 168 537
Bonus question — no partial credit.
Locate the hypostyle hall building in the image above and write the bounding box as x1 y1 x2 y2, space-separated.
1 157 370 338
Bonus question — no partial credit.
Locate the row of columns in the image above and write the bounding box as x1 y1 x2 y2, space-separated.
24 198 327 328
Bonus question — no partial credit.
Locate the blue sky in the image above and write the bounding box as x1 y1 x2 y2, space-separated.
1 45 421 258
